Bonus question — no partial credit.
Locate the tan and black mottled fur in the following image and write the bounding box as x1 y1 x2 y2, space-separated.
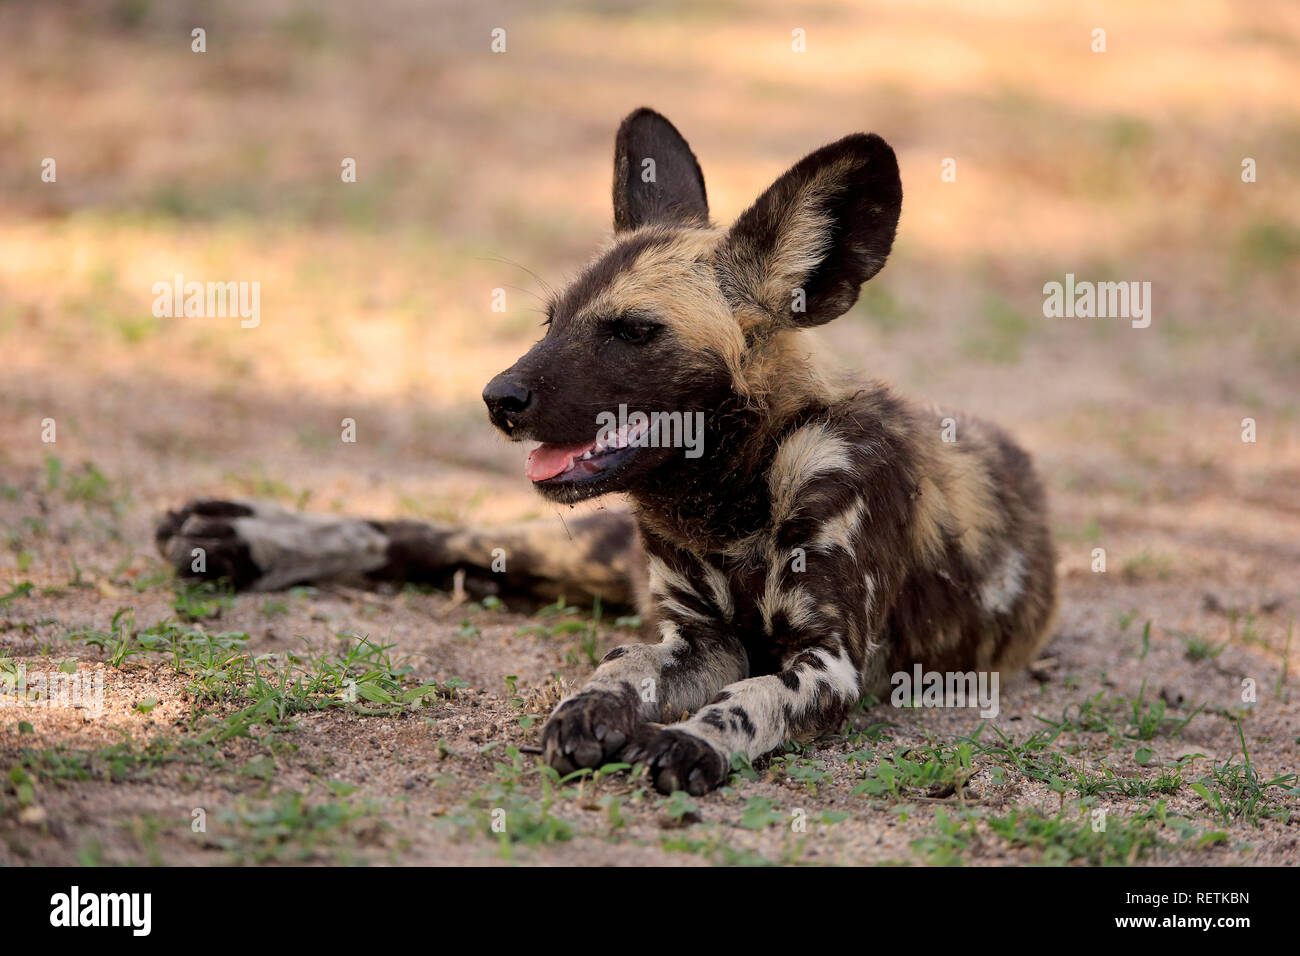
159 109 1056 795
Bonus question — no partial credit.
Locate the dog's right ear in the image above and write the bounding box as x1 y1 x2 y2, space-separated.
612 108 709 232
716 132 902 330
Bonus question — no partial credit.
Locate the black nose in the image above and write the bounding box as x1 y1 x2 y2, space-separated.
483 374 532 428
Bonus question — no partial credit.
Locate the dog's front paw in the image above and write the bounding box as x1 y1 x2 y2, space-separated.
541 688 642 775
624 725 728 795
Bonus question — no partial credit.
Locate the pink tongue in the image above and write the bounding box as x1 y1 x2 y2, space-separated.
526 440 597 482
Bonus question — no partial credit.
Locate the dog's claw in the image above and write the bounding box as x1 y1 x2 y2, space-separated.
540 689 641 774
626 725 727 795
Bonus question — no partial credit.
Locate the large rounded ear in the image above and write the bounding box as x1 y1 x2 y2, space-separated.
716 133 902 329
612 108 709 232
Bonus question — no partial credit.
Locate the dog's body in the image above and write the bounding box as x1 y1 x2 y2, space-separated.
159 109 1056 794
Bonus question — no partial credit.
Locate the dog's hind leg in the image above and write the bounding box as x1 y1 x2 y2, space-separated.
375 510 641 607
157 499 641 607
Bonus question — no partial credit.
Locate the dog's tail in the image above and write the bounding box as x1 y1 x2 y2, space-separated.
157 499 643 609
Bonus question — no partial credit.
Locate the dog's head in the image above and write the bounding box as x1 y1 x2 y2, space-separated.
484 108 902 504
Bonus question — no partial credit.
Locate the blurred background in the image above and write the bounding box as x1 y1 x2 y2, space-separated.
1 0 1297 601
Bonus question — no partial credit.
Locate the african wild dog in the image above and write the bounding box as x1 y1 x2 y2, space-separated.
158 108 1057 795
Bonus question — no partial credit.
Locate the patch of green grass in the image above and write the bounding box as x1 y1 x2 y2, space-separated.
659 790 700 825
1121 550 1173 581
854 741 975 800
1191 722 1297 827
443 751 578 857
4 766 35 806
1281 618 1294 701
192 636 445 743
1234 219 1300 274
1227 608 1274 654
71 612 450 739
852 283 921 333
260 598 289 617
1034 683 1203 743
521 596 609 667
43 455 63 491
502 674 545 730
518 596 585 638
75 838 104 867
739 795 787 830
728 750 761 784
103 309 162 345
70 608 158 667
910 806 977 865
661 820 812 866
960 295 1034 364
985 807 1165 865
1055 517 1103 545
769 752 835 792
172 580 234 621
275 7 331 50
63 459 108 500
130 570 172 593
836 696 892 745
222 467 311 510
43 455 123 511
1165 626 1228 662
12 735 216 785
1105 115 1154 152
1125 689 1203 741
0 582 35 606
1070 760 1187 799
216 790 387 864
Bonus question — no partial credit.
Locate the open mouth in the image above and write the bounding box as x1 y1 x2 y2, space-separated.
525 421 649 485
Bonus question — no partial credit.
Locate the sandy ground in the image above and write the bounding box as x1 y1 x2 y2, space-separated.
0 0 1297 865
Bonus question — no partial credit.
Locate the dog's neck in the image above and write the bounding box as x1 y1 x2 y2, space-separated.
627 391 826 555
625 330 850 554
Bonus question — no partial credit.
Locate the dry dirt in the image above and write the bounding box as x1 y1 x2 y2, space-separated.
0 0 1297 865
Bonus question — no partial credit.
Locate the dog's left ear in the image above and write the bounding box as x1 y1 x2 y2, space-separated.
717 133 902 329
613 108 709 232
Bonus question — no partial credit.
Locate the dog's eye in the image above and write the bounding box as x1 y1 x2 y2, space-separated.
610 319 657 344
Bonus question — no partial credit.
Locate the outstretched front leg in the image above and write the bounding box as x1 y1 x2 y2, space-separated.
624 637 870 794
617 466 897 794
540 537 748 777
541 619 747 776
